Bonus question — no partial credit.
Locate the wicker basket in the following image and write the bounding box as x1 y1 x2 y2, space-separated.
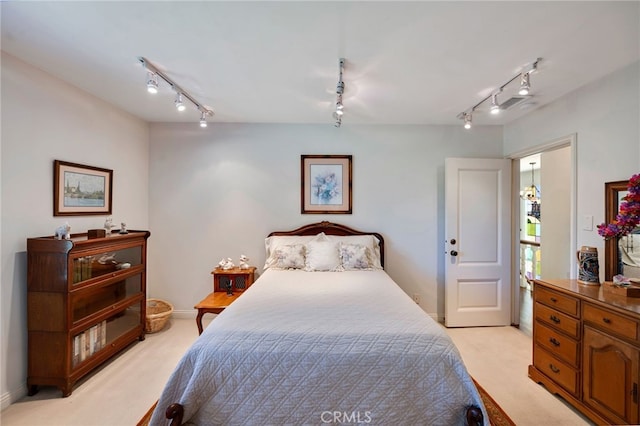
145 298 173 333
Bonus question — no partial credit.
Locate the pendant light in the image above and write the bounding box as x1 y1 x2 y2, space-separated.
520 162 539 201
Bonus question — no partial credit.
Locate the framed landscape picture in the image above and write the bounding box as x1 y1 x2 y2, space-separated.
301 155 352 214
54 160 113 216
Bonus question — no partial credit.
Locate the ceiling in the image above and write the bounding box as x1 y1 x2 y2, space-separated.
2 1 639 127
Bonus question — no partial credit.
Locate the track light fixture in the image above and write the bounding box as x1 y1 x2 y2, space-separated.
457 58 541 128
333 58 345 128
174 93 186 112
490 92 501 115
463 113 472 129
146 72 159 94
518 72 530 96
138 57 214 128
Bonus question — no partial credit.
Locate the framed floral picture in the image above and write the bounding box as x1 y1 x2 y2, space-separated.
301 155 352 214
54 160 113 216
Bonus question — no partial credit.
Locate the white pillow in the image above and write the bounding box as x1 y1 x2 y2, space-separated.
305 240 341 271
264 233 326 270
326 235 382 269
340 242 374 270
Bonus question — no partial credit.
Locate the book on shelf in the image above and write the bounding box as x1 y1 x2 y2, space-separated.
72 256 94 282
73 321 108 367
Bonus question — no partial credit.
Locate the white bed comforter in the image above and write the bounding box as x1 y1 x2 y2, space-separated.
150 270 487 425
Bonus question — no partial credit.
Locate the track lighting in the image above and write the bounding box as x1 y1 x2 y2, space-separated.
457 58 541 128
139 57 214 128
146 72 159 94
463 113 472 129
518 72 530 96
333 58 345 128
336 94 344 116
490 93 500 115
174 93 186 111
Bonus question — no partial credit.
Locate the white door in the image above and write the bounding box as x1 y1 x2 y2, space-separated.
445 158 511 327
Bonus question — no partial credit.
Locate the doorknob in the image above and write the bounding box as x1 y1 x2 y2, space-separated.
449 239 456 245
450 250 458 257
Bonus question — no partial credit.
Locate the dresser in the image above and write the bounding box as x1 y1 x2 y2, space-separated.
530 279 640 424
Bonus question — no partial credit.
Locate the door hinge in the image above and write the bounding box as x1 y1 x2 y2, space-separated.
632 383 638 404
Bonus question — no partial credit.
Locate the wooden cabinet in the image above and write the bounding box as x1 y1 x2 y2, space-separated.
529 279 640 424
27 230 150 397
583 325 639 424
531 284 581 397
211 267 256 293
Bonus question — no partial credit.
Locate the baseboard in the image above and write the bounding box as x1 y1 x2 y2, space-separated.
171 309 198 320
1 383 27 410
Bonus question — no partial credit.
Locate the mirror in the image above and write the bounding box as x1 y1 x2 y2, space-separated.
604 180 640 280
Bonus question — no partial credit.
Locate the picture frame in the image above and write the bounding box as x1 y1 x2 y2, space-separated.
301 155 352 214
54 160 113 216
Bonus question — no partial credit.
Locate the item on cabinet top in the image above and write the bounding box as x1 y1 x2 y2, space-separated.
577 246 600 285
598 173 640 239
613 274 632 286
119 222 128 234
218 258 235 270
239 254 250 269
87 229 106 239
54 222 71 240
603 280 640 297
104 217 114 235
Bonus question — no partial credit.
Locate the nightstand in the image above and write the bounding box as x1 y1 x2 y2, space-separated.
211 266 256 293
194 266 256 335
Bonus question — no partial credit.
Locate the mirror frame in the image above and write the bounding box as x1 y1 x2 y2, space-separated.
604 180 629 281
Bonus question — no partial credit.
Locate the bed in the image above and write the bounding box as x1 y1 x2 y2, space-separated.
150 221 486 425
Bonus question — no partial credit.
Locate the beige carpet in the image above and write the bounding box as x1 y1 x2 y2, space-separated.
445 325 593 425
1 319 591 426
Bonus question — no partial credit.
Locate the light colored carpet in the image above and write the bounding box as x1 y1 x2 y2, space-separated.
445 325 593 426
1 318 593 425
1 317 207 426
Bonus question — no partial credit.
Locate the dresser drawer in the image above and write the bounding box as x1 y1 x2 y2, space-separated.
534 322 579 366
583 303 638 341
535 286 579 317
535 302 579 338
534 345 578 396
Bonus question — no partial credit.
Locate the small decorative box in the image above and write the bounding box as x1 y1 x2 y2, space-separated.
603 281 640 298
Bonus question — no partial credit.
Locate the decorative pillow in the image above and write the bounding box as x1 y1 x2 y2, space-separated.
305 240 341 271
264 233 326 269
326 235 383 269
271 244 306 269
340 243 373 270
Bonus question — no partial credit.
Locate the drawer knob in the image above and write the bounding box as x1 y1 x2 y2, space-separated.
550 297 558 303
549 364 560 373
602 317 612 324
549 337 560 347
549 315 560 324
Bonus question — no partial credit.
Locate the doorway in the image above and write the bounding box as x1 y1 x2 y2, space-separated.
511 135 576 335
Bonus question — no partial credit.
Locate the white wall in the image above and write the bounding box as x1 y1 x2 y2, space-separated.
0 53 150 407
147 123 504 321
504 61 640 280
540 146 572 279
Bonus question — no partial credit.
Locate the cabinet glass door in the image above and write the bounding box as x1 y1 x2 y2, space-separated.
71 274 142 322
71 302 143 367
71 245 143 285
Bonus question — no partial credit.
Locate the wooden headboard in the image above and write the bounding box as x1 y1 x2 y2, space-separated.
268 221 385 268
